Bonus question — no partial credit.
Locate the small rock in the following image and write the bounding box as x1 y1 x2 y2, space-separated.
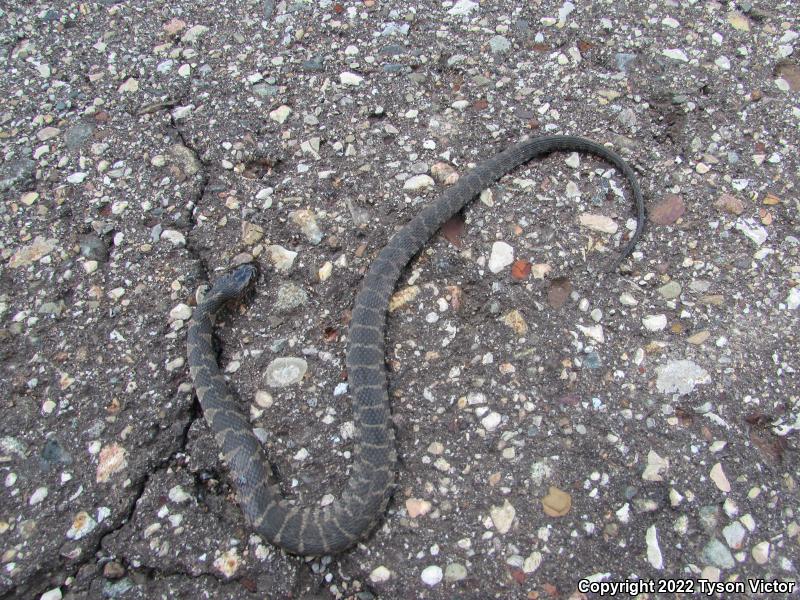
160 230 186 247
726 10 750 31
542 486 571 517
64 122 95 149
242 222 264 245
420 565 443 587
290 209 323 244
9 236 58 268
488 241 514 273
662 48 689 62
688 331 711 345
579 213 618 233
490 500 516 534
267 245 297 271
339 72 364 86
37 126 61 142
619 292 638 306
168 144 201 176
481 411 502 431
265 357 308 387
67 172 88 184
656 360 711 396
29 486 48 505
169 304 192 321
403 174 435 191
565 153 580 168
786 288 800 310
389 285 420 312
657 281 682 299
66 511 98 540
501 309 528 335
646 525 664 569
650 194 685 225
722 522 746 549
735 217 768 246
102 561 125 580
96 444 127 483
318 261 333 282
163 17 186 35
431 162 456 183
643 314 667 331
523 551 542 573
181 24 209 43
79 234 108 262
710 463 731 493
489 35 511 53
406 498 432 518
0 158 36 193
751 541 770 564
254 391 273 408
642 450 669 481
548 278 572 309
703 538 735 570
447 0 479 16
168 485 191 503
269 105 292 124
370 566 391 583
118 78 139 93
275 283 308 313
444 563 467 582
41 588 63 600
213 548 240 579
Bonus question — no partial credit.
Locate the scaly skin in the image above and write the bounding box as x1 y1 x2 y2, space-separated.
187 136 646 555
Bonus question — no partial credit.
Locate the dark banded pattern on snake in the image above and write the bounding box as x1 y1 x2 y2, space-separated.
187 135 645 555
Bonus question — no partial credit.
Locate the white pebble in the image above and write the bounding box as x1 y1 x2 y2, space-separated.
488 241 514 273
642 314 667 331
420 565 443 586
481 411 502 431
370 566 391 583
339 72 364 86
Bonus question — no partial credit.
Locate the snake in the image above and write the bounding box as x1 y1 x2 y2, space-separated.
187 135 645 555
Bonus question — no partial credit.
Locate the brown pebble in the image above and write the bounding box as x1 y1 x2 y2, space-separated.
547 277 572 309
649 194 685 225
542 486 572 517
103 560 125 580
715 193 744 215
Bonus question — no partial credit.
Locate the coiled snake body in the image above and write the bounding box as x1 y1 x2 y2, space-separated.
187 136 645 555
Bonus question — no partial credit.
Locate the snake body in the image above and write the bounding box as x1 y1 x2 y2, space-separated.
187 135 645 555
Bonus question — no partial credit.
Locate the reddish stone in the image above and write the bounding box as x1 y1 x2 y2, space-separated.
649 193 685 225
714 193 744 215
547 277 572 309
511 259 531 281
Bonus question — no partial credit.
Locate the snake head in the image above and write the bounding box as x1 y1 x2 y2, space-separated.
210 263 259 300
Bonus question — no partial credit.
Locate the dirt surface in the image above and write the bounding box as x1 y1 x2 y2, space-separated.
1 0 799 598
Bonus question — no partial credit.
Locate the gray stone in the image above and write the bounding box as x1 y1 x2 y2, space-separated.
168 144 201 177
444 562 467 582
0 158 36 192
253 83 279 97
702 538 735 570
657 281 682 299
698 505 720 531
40 438 73 469
64 122 95 149
616 53 637 71
489 35 511 53
265 357 308 387
655 360 710 396
275 283 308 313
79 234 109 262
722 521 746 549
